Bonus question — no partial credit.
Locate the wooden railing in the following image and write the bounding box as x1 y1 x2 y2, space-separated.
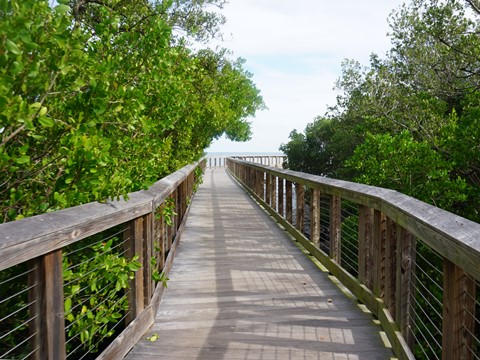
227 158 480 360
0 159 206 360
206 155 285 168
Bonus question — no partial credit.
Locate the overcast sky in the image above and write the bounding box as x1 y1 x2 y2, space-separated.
206 0 407 153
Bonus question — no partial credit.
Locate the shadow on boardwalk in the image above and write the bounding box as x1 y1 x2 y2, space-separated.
124 168 395 360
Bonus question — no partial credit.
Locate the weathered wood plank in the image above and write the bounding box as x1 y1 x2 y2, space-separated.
0 163 198 272
125 169 395 360
44 250 66 360
442 260 476 360
295 183 304 233
329 195 341 263
226 159 480 282
232 168 415 360
310 188 320 248
286 180 293 224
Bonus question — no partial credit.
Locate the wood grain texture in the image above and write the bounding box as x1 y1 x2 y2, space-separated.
230 166 415 360
0 163 198 272
125 168 395 360
226 159 480 282
329 196 341 263
442 260 476 360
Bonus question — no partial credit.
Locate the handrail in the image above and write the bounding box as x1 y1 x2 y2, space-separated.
206 155 285 168
0 158 206 359
227 157 480 360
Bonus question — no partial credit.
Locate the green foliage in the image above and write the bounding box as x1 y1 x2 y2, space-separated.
281 0 480 222
280 117 361 178
0 0 264 222
159 197 177 226
346 131 469 210
63 237 141 354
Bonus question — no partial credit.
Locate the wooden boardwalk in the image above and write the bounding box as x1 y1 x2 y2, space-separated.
124 168 396 360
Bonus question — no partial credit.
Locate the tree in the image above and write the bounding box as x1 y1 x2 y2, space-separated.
281 0 480 222
0 0 264 222
346 131 469 210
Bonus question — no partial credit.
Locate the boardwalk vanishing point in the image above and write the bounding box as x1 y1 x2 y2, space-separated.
125 168 396 359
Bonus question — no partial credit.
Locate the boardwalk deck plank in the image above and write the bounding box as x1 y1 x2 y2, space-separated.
124 168 395 360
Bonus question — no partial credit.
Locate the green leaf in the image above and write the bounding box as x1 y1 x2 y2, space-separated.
38 116 54 127
65 297 72 313
147 333 159 342
39 106 48 117
55 4 70 14
15 155 30 164
6 39 21 55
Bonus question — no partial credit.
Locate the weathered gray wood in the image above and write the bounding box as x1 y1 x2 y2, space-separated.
384 217 397 317
358 206 373 289
310 188 320 247
234 171 415 360
395 227 415 349
98 173 196 360
226 159 480 282
295 183 304 233
372 210 385 298
126 218 145 321
278 177 284 217
286 180 293 223
270 174 277 211
329 195 341 263
0 163 199 272
44 250 66 360
442 260 476 360
265 172 271 205
143 213 154 305
125 169 395 360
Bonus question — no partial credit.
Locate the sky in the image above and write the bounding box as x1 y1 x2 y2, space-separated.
206 0 407 153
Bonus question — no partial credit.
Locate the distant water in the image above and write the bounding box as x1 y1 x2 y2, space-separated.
207 151 284 157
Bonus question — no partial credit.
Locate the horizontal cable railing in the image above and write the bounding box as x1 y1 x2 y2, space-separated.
227 157 480 360
0 159 206 360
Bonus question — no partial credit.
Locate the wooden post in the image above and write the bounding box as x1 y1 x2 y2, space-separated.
358 205 373 288
384 217 397 317
310 188 321 248
296 183 304 233
395 227 416 349
175 188 181 232
126 217 145 323
159 209 166 270
143 213 154 305
265 173 271 205
259 170 264 198
329 195 341 262
442 260 476 360
372 210 386 298
29 250 66 360
278 177 284 217
181 179 187 219
286 180 293 224
271 175 277 211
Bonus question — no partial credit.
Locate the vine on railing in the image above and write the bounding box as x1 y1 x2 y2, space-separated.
0 159 206 359
227 157 480 360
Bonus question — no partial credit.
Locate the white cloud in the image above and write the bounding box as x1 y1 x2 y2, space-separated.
207 0 406 153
